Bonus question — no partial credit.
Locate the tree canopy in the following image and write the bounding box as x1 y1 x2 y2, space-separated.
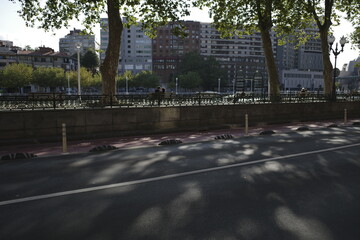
178 52 226 91
11 0 192 103
194 0 306 99
33 67 65 89
81 49 100 74
1 63 33 90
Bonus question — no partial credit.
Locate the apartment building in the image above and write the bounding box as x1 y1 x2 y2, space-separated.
59 28 95 56
0 43 74 71
100 18 152 75
99 19 325 91
277 28 324 90
200 23 272 91
152 21 201 84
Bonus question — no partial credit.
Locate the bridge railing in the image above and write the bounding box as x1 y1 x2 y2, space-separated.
0 92 359 111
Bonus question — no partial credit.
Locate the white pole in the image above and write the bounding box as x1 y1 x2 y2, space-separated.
233 79 235 94
126 76 129 94
67 72 70 95
175 77 178 94
76 43 81 100
77 50 81 99
218 78 221 94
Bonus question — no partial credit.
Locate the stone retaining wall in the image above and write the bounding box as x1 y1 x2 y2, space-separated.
1 102 359 144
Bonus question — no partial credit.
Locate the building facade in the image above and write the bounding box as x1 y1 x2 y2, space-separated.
99 19 328 92
100 18 153 75
200 23 273 92
0 44 74 71
59 28 96 56
277 28 324 91
152 21 201 84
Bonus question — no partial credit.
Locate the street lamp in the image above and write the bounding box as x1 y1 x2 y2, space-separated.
67 72 70 95
328 34 346 101
76 42 82 100
232 79 236 95
218 78 221 94
175 77 178 94
125 76 129 94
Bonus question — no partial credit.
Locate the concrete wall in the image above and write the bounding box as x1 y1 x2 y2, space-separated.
1 102 359 144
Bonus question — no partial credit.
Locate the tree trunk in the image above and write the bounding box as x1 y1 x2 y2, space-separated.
319 28 333 99
100 0 123 104
260 29 280 101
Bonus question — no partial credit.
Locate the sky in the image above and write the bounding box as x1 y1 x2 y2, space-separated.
1 0 359 69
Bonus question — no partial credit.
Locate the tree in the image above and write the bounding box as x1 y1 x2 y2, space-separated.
178 52 206 74
1 63 33 91
339 1 360 49
133 71 160 89
178 53 226 91
81 49 99 74
179 71 202 90
290 0 360 99
116 71 135 91
195 0 307 100
33 67 65 91
295 0 338 100
201 56 226 91
11 0 191 103
68 67 100 88
23 45 34 51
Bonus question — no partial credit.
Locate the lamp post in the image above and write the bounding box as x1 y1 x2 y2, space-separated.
218 78 221 94
233 64 237 94
76 42 82 100
67 72 70 95
232 79 236 95
125 76 129 94
328 34 346 101
175 77 178 94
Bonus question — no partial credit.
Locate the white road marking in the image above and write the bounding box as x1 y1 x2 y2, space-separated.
1 142 360 207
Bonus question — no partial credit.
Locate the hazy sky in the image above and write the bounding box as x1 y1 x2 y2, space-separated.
1 0 359 69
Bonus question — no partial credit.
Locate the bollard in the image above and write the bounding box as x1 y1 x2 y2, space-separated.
62 123 68 153
344 109 348 124
245 114 249 135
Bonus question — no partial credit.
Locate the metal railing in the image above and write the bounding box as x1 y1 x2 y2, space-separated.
0 92 359 111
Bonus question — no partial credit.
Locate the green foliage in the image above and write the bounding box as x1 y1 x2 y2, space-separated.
194 0 297 96
12 0 192 100
116 71 135 89
1 63 33 89
177 53 226 91
23 45 34 51
11 0 191 37
81 49 99 72
33 67 65 88
116 71 160 89
195 0 307 40
133 71 160 88
68 67 100 88
179 71 202 90
349 26 360 49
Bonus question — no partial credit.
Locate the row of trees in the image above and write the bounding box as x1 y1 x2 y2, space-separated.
116 71 160 89
0 63 161 93
9 0 360 102
0 64 101 92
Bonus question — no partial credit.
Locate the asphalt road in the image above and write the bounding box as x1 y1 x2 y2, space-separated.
1 126 360 240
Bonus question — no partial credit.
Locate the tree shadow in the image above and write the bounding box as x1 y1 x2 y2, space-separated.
1 127 360 239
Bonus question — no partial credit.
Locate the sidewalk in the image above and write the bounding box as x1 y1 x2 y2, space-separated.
0 119 358 158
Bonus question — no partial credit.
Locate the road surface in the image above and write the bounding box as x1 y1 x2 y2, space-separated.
1 126 360 240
